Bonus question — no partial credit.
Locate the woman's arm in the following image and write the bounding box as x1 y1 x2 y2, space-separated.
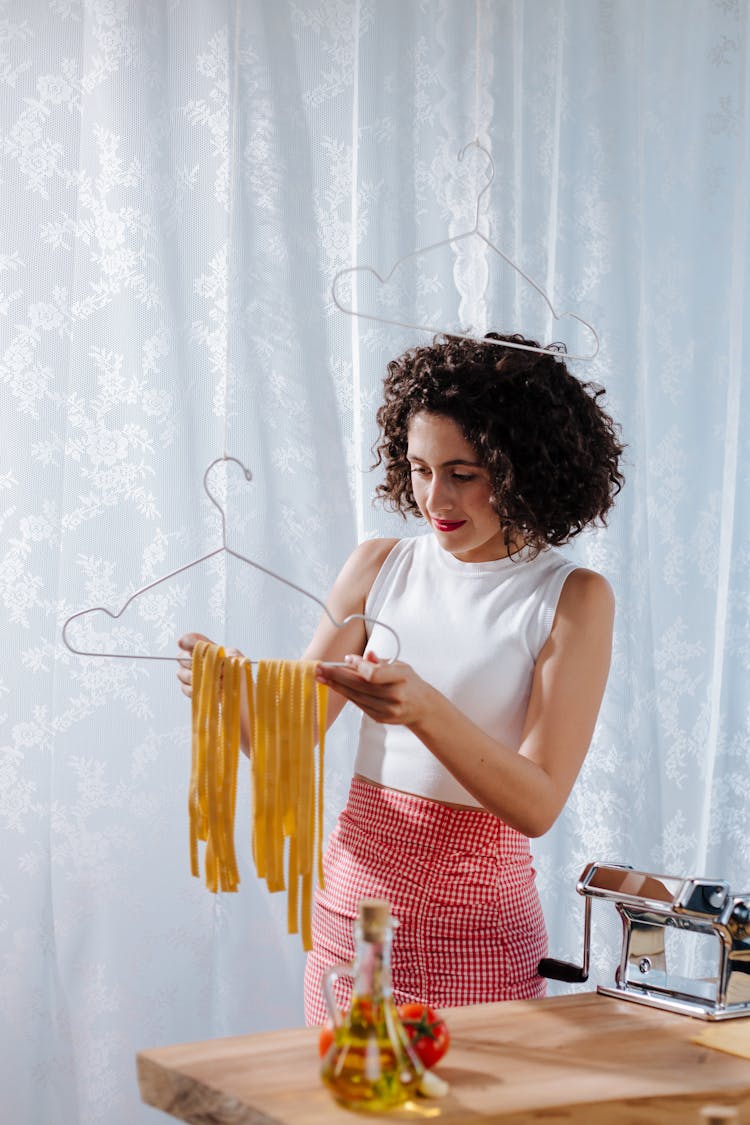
314 568 615 837
176 634 253 746
176 537 398 754
300 537 399 730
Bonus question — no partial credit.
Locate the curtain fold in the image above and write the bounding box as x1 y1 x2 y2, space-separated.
2 2 749 1122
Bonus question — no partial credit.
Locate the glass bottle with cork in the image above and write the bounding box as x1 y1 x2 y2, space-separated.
320 897 424 1111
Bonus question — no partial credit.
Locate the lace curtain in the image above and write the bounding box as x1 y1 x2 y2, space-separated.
2 2 749 1122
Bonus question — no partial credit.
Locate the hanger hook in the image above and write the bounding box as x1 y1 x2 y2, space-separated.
202 456 253 544
458 138 495 233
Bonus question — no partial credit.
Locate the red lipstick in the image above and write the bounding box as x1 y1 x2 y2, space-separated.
432 518 466 532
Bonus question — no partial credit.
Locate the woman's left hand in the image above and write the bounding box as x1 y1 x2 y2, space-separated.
315 652 430 726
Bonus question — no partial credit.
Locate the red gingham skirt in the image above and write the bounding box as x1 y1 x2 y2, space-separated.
303 777 547 1026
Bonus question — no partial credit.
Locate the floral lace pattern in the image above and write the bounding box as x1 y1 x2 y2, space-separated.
1 2 749 1122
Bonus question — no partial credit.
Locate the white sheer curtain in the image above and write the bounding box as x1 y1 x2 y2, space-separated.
2 2 749 1122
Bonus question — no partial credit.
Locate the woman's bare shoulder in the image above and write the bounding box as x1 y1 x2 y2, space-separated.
558 566 615 626
305 537 399 650
353 535 401 567
340 536 400 595
564 566 614 600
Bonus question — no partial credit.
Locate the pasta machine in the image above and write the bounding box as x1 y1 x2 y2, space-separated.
539 861 750 1020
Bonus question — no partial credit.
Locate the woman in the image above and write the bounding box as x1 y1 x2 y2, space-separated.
178 331 624 1025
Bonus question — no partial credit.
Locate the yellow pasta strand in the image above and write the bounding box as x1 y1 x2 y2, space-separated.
278 660 293 836
287 835 299 936
264 659 284 893
188 642 244 895
244 660 256 866
221 655 241 891
300 868 313 952
197 645 215 831
252 660 269 879
316 679 327 890
286 661 303 838
296 663 314 877
188 639 208 877
273 659 288 893
205 647 225 892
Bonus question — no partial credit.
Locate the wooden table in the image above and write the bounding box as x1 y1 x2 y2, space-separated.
137 992 750 1123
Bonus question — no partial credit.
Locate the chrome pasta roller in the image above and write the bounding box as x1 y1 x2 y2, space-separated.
539 861 750 1020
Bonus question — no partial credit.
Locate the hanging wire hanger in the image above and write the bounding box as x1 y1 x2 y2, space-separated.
331 139 599 362
61 456 401 665
62 21 401 670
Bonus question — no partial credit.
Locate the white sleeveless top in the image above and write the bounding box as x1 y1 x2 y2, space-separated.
354 534 579 807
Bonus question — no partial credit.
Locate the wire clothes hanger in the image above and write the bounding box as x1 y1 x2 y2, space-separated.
331 139 599 362
61 455 401 666
62 17 401 672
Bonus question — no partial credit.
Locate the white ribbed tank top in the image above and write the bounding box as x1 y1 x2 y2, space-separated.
354 534 579 807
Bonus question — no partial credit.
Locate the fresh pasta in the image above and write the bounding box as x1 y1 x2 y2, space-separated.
189 640 241 893
189 641 328 950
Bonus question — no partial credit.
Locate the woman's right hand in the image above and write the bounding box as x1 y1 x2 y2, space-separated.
176 633 246 699
178 633 250 754
177 633 211 699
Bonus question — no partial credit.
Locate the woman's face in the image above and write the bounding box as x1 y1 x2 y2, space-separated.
406 411 512 563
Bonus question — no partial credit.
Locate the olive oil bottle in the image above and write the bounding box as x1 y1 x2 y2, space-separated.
320 898 424 1112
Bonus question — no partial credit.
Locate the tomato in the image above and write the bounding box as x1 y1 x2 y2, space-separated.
318 1003 450 1069
397 1003 450 1069
318 1022 335 1057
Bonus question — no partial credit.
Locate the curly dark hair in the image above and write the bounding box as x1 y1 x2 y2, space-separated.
373 332 625 554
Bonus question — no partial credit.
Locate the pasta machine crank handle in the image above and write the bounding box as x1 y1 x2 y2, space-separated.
537 895 592 983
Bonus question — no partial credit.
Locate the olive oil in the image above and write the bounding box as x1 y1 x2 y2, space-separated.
320 900 423 1111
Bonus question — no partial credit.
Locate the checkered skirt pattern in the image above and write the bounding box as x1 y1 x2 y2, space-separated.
303 777 547 1026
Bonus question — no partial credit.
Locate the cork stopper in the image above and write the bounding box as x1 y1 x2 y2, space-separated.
358 898 391 942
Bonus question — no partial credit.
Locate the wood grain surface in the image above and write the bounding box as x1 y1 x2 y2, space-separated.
136 991 750 1123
